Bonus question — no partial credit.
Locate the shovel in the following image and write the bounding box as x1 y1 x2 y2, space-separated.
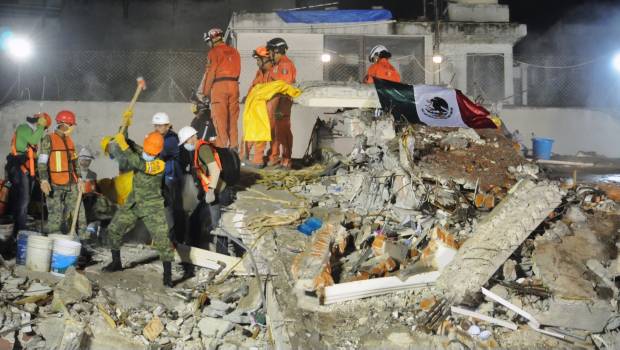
67 186 83 240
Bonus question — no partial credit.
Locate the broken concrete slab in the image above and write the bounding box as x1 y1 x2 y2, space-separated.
52 268 92 309
197 317 234 339
525 299 615 332
436 180 563 304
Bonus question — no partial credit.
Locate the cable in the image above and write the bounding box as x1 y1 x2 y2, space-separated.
514 56 606 69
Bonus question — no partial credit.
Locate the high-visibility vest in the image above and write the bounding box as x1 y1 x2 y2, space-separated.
83 178 96 193
49 133 78 185
193 140 222 193
10 133 36 177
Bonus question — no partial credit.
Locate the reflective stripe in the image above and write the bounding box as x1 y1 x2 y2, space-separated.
54 151 62 173
38 154 49 164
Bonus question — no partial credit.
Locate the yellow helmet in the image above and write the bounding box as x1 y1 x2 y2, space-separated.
101 136 113 155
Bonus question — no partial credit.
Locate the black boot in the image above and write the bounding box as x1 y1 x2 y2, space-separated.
102 249 122 272
181 262 195 279
163 261 174 288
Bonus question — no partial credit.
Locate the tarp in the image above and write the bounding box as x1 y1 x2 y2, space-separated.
374 78 497 129
276 9 392 24
243 80 301 142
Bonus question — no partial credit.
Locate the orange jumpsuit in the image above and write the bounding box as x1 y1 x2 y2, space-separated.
201 42 241 149
269 55 297 168
244 69 276 166
364 58 401 84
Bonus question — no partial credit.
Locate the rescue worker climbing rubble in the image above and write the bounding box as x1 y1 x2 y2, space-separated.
364 45 401 84
6 112 51 234
38 110 88 238
243 46 275 169
178 126 236 257
199 28 241 151
101 130 177 287
266 37 297 169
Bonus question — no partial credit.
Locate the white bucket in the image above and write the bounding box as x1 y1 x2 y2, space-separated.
50 238 82 276
26 235 53 272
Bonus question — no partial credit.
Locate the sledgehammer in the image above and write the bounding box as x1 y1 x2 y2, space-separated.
120 77 147 134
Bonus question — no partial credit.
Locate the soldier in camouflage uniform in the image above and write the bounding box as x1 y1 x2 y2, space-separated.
101 128 176 287
38 110 88 238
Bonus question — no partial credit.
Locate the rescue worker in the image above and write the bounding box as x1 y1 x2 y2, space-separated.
6 113 51 234
178 126 235 255
151 112 184 245
102 131 177 287
38 110 87 238
363 45 401 84
200 28 241 151
244 46 275 169
77 147 98 222
266 37 296 169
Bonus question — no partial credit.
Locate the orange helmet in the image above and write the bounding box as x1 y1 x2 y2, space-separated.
143 131 164 156
253 46 269 59
56 110 76 125
35 112 52 128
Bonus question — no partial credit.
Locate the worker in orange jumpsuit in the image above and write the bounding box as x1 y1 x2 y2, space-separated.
266 37 297 169
200 28 241 151
364 45 401 84
243 46 276 168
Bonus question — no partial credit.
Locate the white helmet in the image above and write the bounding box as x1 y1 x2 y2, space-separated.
152 112 171 125
78 147 94 160
369 45 389 62
178 126 198 145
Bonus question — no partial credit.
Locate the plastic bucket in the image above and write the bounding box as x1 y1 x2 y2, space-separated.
50 238 81 276
532 137 554 160
16 230 41 265
26 235 53 272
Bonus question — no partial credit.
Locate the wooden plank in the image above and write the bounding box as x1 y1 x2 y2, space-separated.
174 244 248 275
451 306 518 330
323 271 439 305
536 159 595 167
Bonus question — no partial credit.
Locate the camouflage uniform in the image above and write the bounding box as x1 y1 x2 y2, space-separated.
38 131 87 238
105 140 173 262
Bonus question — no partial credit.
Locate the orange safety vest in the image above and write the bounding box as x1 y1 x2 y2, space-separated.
193 140 222 193
49 133 78 186
83 178 96 194
10 133 36 177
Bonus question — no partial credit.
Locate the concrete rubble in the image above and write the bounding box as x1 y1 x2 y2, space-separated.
3 113 620 349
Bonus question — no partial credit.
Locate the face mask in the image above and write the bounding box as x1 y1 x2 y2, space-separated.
142 152 156 161
183 143 195 151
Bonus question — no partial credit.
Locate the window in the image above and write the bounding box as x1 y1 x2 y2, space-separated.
467 54 505 103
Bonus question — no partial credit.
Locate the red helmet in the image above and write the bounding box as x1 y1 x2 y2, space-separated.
204 28 223 42
34 112 52 128
56 110 76 126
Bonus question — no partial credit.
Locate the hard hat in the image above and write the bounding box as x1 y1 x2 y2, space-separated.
34 112 52 128
266 37 288 53
152 112 171 125
78 147 94 160
204 28 224 42
178 126 198 146
143 131 164 156
101 136 113 155
253 46 270 59
56 110 76 125
368 45 390 62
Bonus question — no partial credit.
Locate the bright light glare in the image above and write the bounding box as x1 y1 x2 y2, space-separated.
6 36 33 61
432 54 443 64
321 53 331 63
613 53 620 72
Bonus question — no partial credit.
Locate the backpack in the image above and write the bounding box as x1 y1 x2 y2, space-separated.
213 146 240 186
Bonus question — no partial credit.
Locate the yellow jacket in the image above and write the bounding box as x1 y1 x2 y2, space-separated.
243 80 301 142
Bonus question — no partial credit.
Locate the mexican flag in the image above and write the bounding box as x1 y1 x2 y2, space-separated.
374 78 497 129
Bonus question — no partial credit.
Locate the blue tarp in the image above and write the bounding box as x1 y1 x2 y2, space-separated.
276 9 393 24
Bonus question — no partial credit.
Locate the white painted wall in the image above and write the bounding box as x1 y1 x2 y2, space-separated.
500 107 620 158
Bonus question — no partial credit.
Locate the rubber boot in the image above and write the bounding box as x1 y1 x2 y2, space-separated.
102 249 122 272
163 261 174 288
181 262 195 279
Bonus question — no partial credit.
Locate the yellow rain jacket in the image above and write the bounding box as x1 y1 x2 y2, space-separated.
243 80 301 142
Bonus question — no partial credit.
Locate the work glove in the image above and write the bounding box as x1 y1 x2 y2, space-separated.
100 136 113 155
122 109 133 127
37 116 49 128
205 190 216 204
40 180 51 196
114 132 130 151
145 159 166 175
